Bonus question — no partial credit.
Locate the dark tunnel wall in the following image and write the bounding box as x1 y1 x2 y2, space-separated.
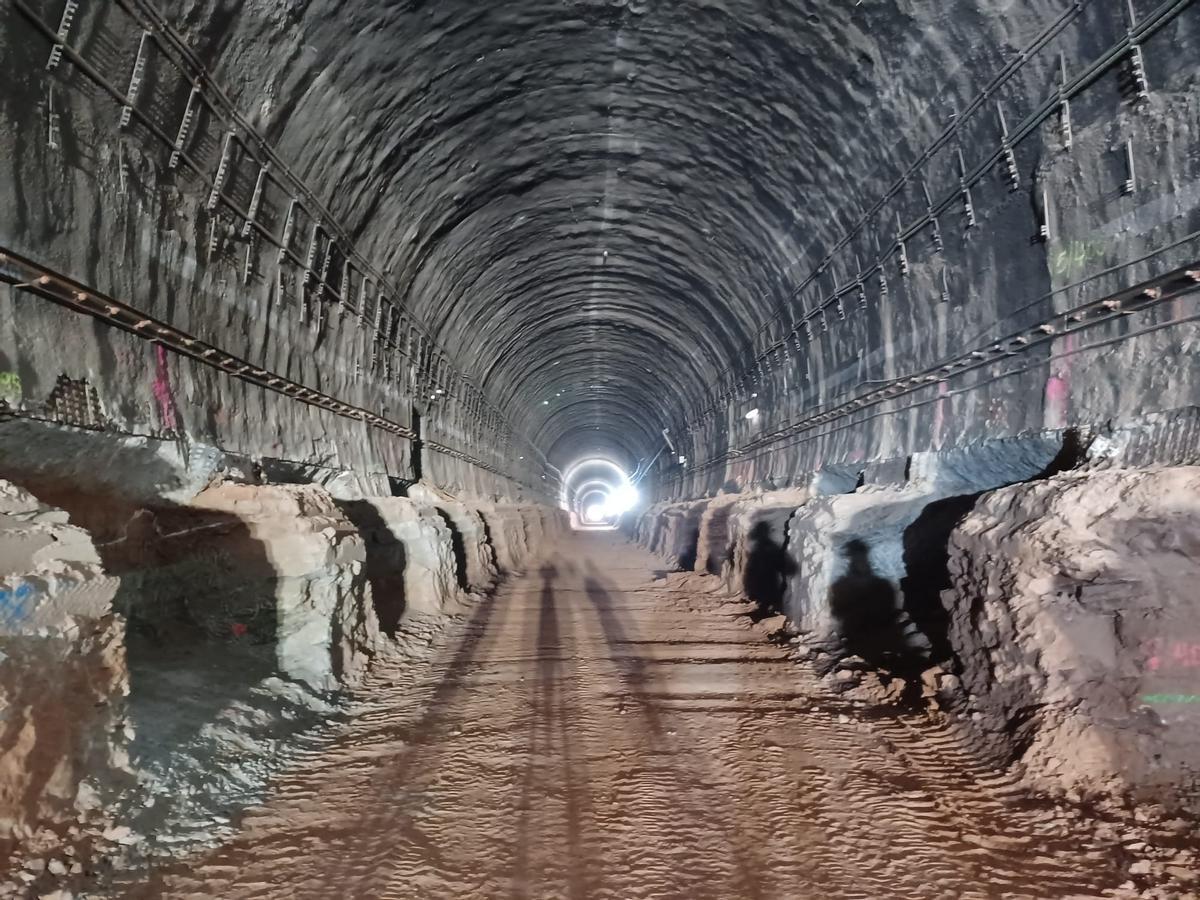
2 0 1199 503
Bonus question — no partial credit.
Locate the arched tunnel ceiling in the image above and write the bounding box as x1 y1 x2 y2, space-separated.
183 0 1058 469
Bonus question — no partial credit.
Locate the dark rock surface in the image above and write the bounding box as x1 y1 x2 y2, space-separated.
3 2 1197 496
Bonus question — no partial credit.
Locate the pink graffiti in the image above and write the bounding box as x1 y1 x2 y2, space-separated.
153 345 178 431
1143 638 1200 672
1043 374 1069 429
1043 333 1076 429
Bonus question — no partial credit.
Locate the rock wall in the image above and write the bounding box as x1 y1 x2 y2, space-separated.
634 499 708 570
635 442 1200 805
105 484 379 694
0 463 564 874
0 481 128 844
943 466 1200 801
693 494 740 576
723 488 811 613
478 505 569 575
439 501 500 593
635 489 811 614
341 496 461 635
406 484 498 593
186 484 380 690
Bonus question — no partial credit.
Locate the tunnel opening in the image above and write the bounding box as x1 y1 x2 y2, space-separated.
560 457 638 532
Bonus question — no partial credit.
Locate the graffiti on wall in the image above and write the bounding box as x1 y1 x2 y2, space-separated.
0 582 35 628
0 371 21 406
1142 637 1200 707
152 344 179 431
1048 239 1108 280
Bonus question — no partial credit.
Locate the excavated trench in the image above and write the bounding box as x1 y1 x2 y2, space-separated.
3 0 1200 897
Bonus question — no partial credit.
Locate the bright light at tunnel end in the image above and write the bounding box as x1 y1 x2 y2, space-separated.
583 503 608 523
560 456 640 528
599 484 639 518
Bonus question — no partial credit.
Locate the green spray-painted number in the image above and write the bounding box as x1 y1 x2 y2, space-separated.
1049 240 1107 279
0 372 20 405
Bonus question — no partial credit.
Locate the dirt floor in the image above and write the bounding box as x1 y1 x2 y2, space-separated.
121 532 1179 899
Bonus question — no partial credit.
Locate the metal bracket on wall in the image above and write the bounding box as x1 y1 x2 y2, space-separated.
317 240 333 305
339 260 352 321
45 0 78 71
242 232 257 285
46 84 61 151
313 283 326 336
921 178 943 252
385 308 400 379
242 164 269 238
997 103 1020 192
278 199 298 264
1122 138 1137 195
358 277 371 328
370 297 386 369
118 140 128 196
856 257 869 311
1036 187 1052 242
119 31 151 129
896 212 910 276
169 84 200 169
957 150 977 230
206 215 220 258
1123 0 1150 106
1057 54 1073 150
302 221 321 286
207 131 236 211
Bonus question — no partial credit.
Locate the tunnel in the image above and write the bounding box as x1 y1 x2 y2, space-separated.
1 0 1199 895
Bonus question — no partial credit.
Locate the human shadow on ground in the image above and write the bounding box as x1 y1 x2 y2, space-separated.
511 564 596 900
579 561 766 899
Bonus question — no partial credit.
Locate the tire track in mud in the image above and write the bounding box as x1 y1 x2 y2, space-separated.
125 534 1135 899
